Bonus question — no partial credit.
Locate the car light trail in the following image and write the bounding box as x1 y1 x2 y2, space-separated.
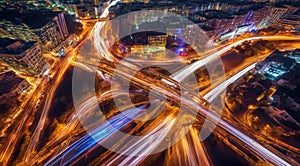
106 115 176 165
203 63 256 102
93 0 121 62
171 35 300 82
42 1 300 164
45 105 146 166
165 127 210 166
97 62 293 166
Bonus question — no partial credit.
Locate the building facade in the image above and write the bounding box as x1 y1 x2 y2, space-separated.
0 39 48 76
32 21 63 52
0 12 69 53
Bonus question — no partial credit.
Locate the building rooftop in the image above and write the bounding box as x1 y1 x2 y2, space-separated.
267 52 296 70
255 50 297 80
0 38 36 55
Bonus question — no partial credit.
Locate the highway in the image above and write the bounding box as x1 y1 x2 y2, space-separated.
3 0 298 165
66 17 300 166
44 104 151 165
45 57 295 165
203 63 256 102
171 35 300 82
102 61 295 165
0 72 49 165
28 84 148 164
34 35 300 166
43 3 300 164
21 20 95 164
165 127 211 166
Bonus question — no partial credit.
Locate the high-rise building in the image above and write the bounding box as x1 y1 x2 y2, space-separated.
1 11 69 52
0 38 48 76
31 21 63 52
53 13 69 40
167 24 208 50
25 12 70 52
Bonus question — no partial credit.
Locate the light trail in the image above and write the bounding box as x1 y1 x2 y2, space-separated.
41 1 300 164
106 115 176 165
203 63 256 102
98 62 293 165
44 105 146 166
171 35 300 82
45 38 298 165
91 24 300 165
29 85 147 164
93 0 121 62
165 127 210 166
22 20 94 163
0 79 48 165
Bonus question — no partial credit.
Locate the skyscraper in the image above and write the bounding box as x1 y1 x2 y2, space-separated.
53 13 69 40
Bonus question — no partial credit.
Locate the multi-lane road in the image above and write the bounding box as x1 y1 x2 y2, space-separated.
23 23 95 164
38 1 300 165
0 13 95 165
44 54 299 165
99 60 296 165
1 0 299 165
